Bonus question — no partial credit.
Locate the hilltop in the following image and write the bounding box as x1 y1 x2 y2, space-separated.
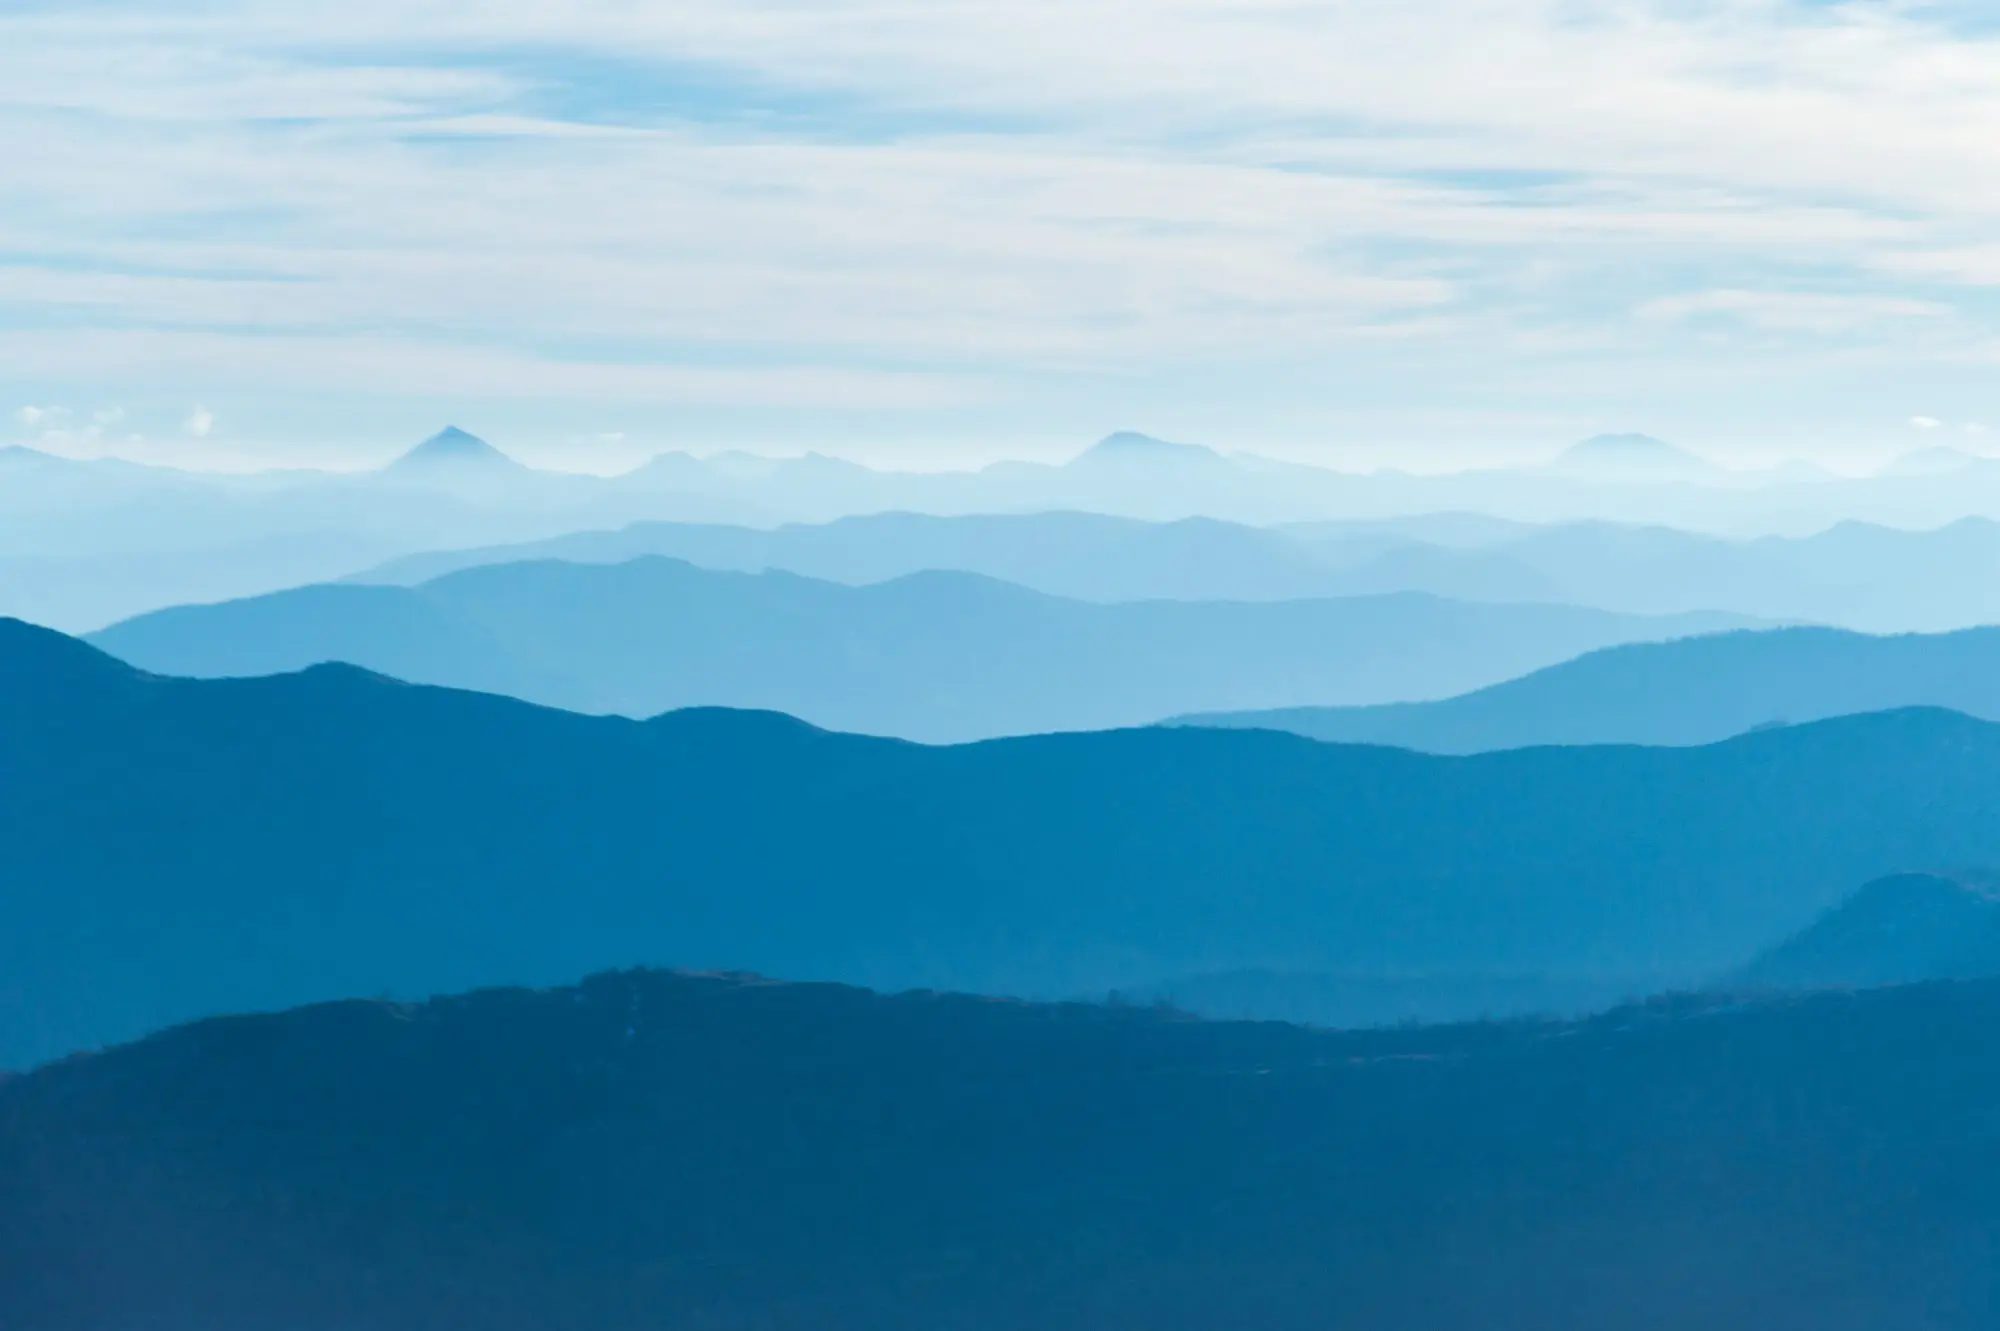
1733 871 2000 990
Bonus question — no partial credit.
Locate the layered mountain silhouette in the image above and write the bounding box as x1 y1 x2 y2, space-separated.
0 532 398 636
10 617 2000 1067
356 510 1370 600
88 559 1748 741
7 968 2000 1330
1178 626 2000 752
355 510 2000 635
17 421 2000 633
1732 871 2000 991
1291 514 2000 631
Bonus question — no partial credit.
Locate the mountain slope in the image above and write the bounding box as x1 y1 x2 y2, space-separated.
1295 515 2000 631
1177 626 2000 752
6 970 2000 1330
10 618 2000 1066
354 509 2000 635
355 510 1369 602
1733 871 2000 990
0 533 401 635
89 558 1750 741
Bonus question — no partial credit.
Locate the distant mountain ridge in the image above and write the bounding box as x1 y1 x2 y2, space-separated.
353 509 2000 636
10 617 2000 1066
17 423 2000 634
88 558 1750 742
1175 626 2000 752
1548 432 1721 481
351 509 1509 599
8 968 2000 1329
15 423 2000 596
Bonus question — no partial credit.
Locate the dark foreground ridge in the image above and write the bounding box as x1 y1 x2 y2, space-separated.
8 616 2000 1066
4 969 1999 1330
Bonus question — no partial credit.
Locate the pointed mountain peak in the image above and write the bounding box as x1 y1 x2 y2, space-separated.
387 427 523 473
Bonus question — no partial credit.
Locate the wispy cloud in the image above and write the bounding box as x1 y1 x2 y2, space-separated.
4 2 2000 462
1638 290 1952 335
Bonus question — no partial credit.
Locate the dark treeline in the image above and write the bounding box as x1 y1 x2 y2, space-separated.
4 969 1997 1330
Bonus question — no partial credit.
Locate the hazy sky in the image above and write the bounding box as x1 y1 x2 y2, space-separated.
6 1 2000 471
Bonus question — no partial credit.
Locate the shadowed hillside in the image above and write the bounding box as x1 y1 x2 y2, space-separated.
4 969 1999 1330
1733 871 2000 990
88 558 1748 742
1177 626 2000 752
9 618 2000 1066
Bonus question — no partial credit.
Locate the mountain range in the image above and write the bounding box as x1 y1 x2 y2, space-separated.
8 968 2000 1329
357 507 2000 635
88 559 1750 741
1290 513 2000 631
15 425 2000 632
1178 626 2000 752
10 617 2000 1067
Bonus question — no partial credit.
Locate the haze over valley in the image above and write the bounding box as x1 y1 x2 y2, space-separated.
12 1 2000 1324
10 421 2000 1325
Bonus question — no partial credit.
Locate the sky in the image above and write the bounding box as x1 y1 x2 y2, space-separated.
6 0 2000 473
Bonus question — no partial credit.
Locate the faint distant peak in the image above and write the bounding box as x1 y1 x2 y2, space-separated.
1548 432 1719 481
1881 445 1989 478
0 444 61 464
1072 431 1227 466
1565 431 1676 456
386 426 523 473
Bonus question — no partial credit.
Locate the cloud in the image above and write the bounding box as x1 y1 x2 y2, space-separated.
6 2 2000 458
1639 291 1951 335
11 403 124 455
1910 416 1943 429
0 328 978 409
